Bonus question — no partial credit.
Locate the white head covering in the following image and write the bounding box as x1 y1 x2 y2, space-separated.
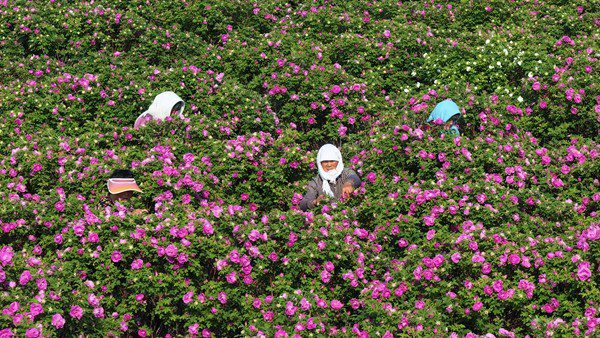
134 91 185 128
317 144 344 197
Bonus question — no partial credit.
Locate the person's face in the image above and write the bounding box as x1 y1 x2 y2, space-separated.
109 191 133 203
170 102 183 117
321 160 339 172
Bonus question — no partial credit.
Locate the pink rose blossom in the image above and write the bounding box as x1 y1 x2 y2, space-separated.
330 300 343 310
52 313 65 329
577 261 591 281
111 251 122 263
70 305 83 319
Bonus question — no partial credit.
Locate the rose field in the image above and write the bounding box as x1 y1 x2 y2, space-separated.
0 0 599 337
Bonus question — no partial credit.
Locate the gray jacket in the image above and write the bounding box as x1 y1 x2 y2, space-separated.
299 168 361 211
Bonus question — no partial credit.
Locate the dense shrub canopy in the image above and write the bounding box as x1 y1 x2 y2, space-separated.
0 0 598 337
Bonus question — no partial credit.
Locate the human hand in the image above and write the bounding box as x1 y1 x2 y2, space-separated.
131 209 147 216
342 183 354 199
313 194 325 207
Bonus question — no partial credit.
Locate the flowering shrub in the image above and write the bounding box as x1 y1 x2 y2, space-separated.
0 1 599 337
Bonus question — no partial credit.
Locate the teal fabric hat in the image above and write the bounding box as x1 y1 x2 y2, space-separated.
427 99 461 123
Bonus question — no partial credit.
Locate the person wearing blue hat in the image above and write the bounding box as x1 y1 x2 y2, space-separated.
427 99 461 136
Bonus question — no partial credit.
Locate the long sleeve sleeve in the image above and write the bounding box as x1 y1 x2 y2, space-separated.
299 179 320 211
343 169 361 188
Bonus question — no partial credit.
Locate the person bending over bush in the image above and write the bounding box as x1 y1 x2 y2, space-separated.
99 169 146 216
299 144 362 211
134 91 185 129
427 99 462 136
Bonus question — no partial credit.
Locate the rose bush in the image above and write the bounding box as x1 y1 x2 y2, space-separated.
0 0 598 337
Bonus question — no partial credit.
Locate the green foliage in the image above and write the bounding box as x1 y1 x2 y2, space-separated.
0 0 598 337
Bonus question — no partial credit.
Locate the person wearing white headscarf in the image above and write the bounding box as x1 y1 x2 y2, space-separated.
299 144 362 211
134 91 185 129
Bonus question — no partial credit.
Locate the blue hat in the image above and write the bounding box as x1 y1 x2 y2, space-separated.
427 99 461 123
